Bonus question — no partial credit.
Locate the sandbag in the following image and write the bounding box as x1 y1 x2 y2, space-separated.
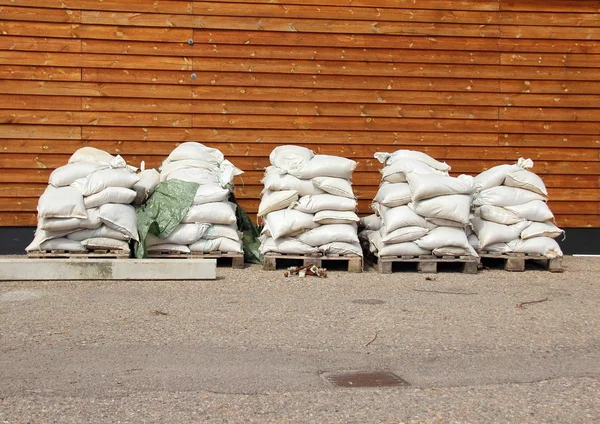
160 159 220 180
297 223 359 247
482 242 513 253
25 229 75 252
258 190 298 217
38 238 87 252
265 209 318 239
37 186 87 219
380 225 429 244
313 210 360 225
319 241 363 256
311 176 354 198
473 186 547 207
48 162 109 187
424 217 463 228
359 214 382 231
475 204 525 225
504 166 548 196
473 164 518 191
80 237 130 252
381 159 446 183
39 208 101 232
189 237 243 253
520 221 564 240
164 142 225 165
98 203 139 241
147 243 191 254
260 236 319 255
68 147 116 164
467 233 481 251
407 173 477 201
507 237 563 258
374 150 451 171
294 194 357 213
269 145 314 170
381 205 431 233
471 217 531 248
192 184 230 205
71 168 140 197
374 183 412 207
83 187 137 209
202 224 241 241
182 202 237 225
415 226 470 250
262 167 324 196
287 155 357 180
368 228 431 257
408 194 472 225
504 200 554 222
433 245 477 257
67 225 130 242
163 167 220 185
146 223 210 246
132 169 160 205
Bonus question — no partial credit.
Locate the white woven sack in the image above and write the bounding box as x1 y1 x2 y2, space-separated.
297 223 358 247
483 242 513 253
467 233 481 251
381 159 446 183
98 203 139 241
473 186 547 207
68 147 115 164
374 183 412 207
294 194 357 214
415 226 470 250
359 214 382 231
381 205 431 233
80 237 130 252
287 155 357 180
258 190 299 217
409 194 472 225
374 150 451 171
504 200 554 222
313 210 359 225
38 185 87 219
269 145 314 169
164 142 224 165
182 202 237 225
146 223 210 246
71 168 140 197
189 237 243 253
83 187 137 209
505 168 548 196
39 207 101 232
475 205 525 225
265 209 318 239
162 167 219 185
319 241 363 256
67 225 130 242
262 167 324 196
311 176 354 198
433 245 477 257
147 243 191 254
507 237 563 258
132 169 160 205
377 238 431 257
49 162 109 187
474 164 519 191
160 159 220 179
521 221 564 240
407 173 478 201
380 225 429 244
192 184 230 205
260 236 319 255
471 217 531 248
25 229 75 252
202 224 241 241
425 217 464 228
37 238 86 252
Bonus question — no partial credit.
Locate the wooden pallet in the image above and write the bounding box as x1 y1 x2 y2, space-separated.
478 251 563 272
147 250 244 268
27 249 130 259
377 254 479 274
263 253 363 273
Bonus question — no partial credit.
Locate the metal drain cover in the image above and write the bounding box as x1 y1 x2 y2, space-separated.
324 371 409 388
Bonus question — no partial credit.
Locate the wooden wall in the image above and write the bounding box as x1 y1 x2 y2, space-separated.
1 0 599 228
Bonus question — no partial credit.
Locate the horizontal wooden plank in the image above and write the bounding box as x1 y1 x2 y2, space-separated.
500 0 600 13
499 107 600 122
499 11 600 27
0 0 194 14
0 125 81 140
0 6 81 23
0 110 191 127
500 25 600 41
501 53 600 68
501 80 600 95
0 36 81 52
500 134 600 149
0 65 80 81
0 81 192 98
554 215 600 228
0 95 81 111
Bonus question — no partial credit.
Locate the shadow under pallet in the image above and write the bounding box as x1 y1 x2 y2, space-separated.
376 254 479 274
262 253 363 273
478 251 563 272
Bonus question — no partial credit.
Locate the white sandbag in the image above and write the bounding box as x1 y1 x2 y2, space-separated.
507 237 563 258
415 226 471 250
49 162 109 187
98 203 139 241
260 236 319 255
433 245 477 257
83 187 137 209
146 223 210 246
67 225 130 242
474 164 518 191
374 183 412 207
147 243 191 254
294 194 357 214
269 145 314 170
380 225 429 244
164 142 224 165
475 205 525 225
68 147 115 164
39 207 101 232
504 200 554 222
37 185 87 219
297 223 358 247
262 167 324 196
202 224 241 241
182 202 237 225
381 159 446 183
311 176 354 198
378 238 431 257
160 158 220 179
374 150 451 171
408 194 472 225
521 221 564 240
163 167 219 185
381 205 432 233
25 229 75 252
38 238 87 252
193 184 230 205
319 241 363 256
407 173 478 201
287 155 357 180
467 233 481 251
473 186 547 207
71 168 140 197
504 168 548 196
359 214 382 231
313 210 360 225
132 169 160 205
471 217 531 248
424 217 463 228
482 242 513 253
258 190 298 217
80 237 130 252
189 237 243 253
265 209 318 239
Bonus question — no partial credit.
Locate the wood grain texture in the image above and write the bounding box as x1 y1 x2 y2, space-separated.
0 0 598 228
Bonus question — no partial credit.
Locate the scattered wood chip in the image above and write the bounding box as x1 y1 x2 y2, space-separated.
365 331 378 347
151 310 176 316
517 298 549 309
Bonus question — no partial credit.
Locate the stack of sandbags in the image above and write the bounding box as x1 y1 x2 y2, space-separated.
145 142 244 255
26 147 143 254
259 145 362 257
471 158 563 258
366 150 478 258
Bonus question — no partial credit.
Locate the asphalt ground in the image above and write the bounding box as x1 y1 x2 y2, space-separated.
1 256 599 423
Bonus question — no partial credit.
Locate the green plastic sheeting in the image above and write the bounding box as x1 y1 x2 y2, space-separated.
135 179 199 258
230 193 263 264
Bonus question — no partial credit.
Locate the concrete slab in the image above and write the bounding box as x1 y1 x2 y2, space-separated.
0 258 216 281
